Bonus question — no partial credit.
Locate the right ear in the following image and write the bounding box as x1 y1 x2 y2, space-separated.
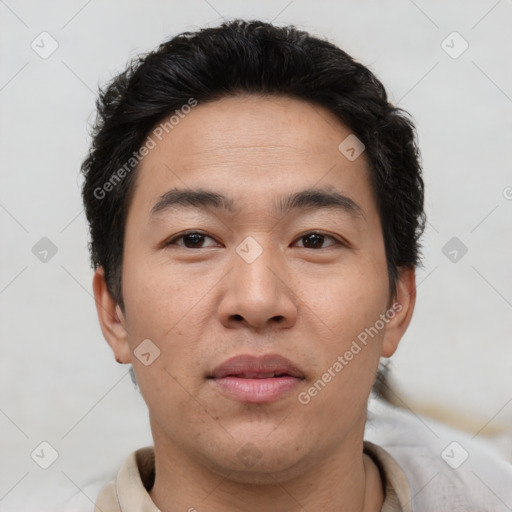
92 267 132 364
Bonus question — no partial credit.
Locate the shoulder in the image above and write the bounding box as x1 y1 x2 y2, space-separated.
365 398 512 512
57 448 154 512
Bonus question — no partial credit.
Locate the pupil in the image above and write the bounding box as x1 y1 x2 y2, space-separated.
303 234 323 249
184 233 203 247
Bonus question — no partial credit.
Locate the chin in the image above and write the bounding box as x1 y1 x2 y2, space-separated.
197 435 313 484
214 453 309 485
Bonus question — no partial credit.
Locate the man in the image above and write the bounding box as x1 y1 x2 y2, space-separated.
81 19 511 512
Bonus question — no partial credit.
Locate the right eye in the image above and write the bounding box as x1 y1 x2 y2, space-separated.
165 231 219 249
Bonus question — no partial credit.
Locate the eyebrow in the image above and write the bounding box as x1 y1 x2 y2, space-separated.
149 187 366 222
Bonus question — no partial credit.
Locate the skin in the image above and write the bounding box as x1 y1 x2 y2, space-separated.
93 94 416 512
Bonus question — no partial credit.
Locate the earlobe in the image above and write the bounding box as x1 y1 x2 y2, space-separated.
381 267 416 358
92 267 132 364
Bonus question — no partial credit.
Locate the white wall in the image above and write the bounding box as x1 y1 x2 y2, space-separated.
1 0 511 509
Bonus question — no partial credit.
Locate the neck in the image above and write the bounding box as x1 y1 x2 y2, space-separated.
148 424 383 512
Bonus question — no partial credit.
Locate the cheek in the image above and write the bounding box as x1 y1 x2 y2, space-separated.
300 256 389 341
295 258 389 412
297 272 388 432
122 257 213 380
122 254 186 338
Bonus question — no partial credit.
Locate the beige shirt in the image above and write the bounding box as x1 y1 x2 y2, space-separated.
94 441 412 512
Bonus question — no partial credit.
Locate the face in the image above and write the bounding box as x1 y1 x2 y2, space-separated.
94 94 415 482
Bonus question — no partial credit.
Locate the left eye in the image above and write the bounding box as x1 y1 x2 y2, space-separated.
293 233 339 249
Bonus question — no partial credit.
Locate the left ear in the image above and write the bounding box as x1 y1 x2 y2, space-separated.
381 266 416 358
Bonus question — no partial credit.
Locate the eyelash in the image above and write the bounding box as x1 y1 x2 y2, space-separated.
165 230 344 250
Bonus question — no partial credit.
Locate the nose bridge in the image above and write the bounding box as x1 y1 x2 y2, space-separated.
219 235 297 329
234 236 279 300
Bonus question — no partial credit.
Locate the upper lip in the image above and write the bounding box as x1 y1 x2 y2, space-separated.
208 354 305 379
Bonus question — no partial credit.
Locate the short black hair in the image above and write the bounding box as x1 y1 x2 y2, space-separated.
81 19 425 311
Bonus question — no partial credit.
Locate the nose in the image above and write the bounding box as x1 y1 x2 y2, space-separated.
217 242 298 331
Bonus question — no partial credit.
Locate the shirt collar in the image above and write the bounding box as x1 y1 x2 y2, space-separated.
97 442 411 512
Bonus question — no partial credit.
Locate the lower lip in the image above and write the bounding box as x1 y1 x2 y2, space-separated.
211 376 302 403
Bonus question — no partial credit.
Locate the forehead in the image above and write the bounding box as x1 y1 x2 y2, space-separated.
127 94 375 221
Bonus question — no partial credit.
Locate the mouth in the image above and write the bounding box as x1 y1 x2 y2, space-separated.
207 354 305 404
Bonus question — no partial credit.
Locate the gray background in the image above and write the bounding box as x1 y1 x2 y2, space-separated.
1 0 511 509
